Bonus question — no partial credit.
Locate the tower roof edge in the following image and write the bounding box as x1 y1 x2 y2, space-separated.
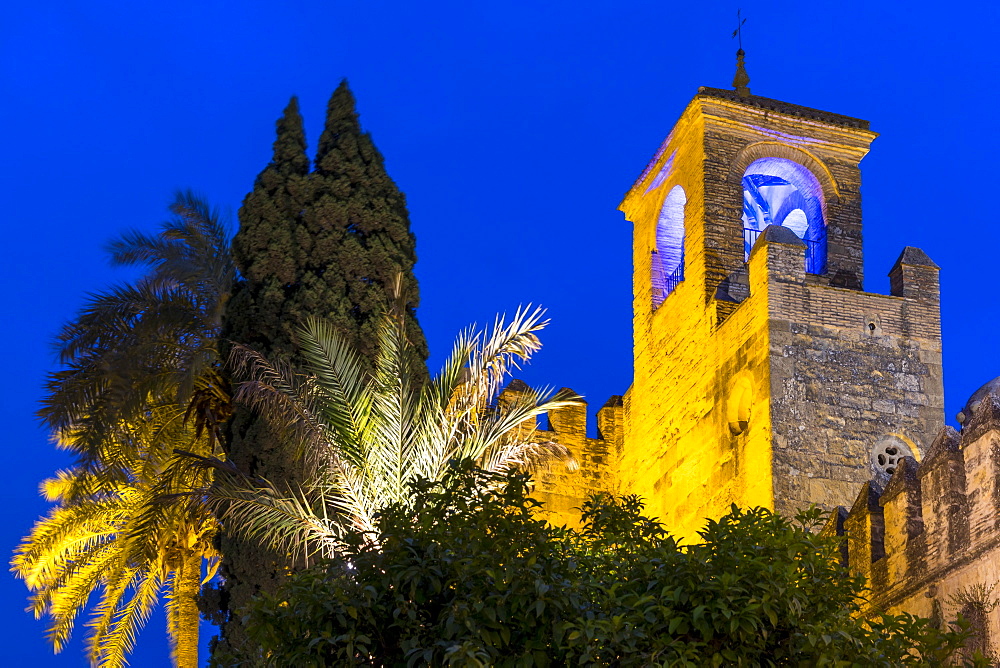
696 87 871 131
619 87 876 214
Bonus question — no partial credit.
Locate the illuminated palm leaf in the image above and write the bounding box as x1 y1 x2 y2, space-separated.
211 282 580 559
13 451 218 667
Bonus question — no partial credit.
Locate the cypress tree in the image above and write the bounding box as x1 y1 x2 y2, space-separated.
305 80 427 363
205 97 311 659
208 83 428 658
226 96 310 361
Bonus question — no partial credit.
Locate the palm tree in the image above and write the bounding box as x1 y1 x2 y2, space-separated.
38 191 233 477
13 192 235 667
12 416 217 667
201 282 579 561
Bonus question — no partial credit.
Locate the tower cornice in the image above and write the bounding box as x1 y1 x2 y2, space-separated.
622 89 876 211
696 87 871 130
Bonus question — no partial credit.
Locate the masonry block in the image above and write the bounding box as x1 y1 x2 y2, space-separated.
845 481 885 585
880 456 924 581
547 389 587 438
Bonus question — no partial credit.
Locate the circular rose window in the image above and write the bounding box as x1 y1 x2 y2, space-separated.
871 435 914 480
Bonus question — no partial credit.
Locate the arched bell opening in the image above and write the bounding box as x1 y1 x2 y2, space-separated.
651 185 686 309
741 157 827 274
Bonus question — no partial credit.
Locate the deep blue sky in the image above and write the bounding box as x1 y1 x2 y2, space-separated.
4 1 999 664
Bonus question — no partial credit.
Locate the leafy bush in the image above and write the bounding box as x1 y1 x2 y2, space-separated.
229 462 974 667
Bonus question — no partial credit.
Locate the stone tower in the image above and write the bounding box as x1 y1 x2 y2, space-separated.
613 86 946 540
527 80 998 658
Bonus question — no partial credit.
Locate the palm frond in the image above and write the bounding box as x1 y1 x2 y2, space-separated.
87 566 164 668
206 472 342 561
451 385 580 464
215 284 585 561
297 316 372 465
230 343 334 471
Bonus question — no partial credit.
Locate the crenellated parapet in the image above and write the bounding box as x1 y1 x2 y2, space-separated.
504 380 626 528
826 389 1000 654
919 426 970 568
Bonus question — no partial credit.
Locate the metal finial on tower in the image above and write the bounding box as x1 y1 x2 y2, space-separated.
731 10 751 98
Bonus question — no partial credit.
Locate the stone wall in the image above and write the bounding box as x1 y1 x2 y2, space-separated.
830 396 1000 660
530 393 624 528
766 240 945 516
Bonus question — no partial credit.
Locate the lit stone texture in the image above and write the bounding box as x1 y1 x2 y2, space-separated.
527 84 998 655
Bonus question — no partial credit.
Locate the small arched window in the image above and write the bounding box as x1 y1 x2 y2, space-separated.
727 376 753 435
652 185 686 309
741 157 826 274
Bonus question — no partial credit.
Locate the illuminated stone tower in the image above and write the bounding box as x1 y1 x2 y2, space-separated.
616 85 945 539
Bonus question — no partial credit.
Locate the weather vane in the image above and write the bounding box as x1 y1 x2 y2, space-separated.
732 9 747 50
731 9 751 97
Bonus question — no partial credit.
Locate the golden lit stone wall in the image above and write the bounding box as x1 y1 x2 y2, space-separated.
613 90 943 540
615 235 777 541
615 93 781 541
530 395 624 528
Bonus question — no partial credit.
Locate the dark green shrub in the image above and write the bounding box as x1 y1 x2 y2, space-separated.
233 462 975 667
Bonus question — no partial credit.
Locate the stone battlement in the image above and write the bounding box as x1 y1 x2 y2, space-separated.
733 233 944 517
827 392 1000 650
506 388 624 527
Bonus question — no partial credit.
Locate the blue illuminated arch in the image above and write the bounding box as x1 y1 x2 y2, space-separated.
652 185 686 308
741 157 826 274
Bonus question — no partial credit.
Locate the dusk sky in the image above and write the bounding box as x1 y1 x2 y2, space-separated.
4 1 999 664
